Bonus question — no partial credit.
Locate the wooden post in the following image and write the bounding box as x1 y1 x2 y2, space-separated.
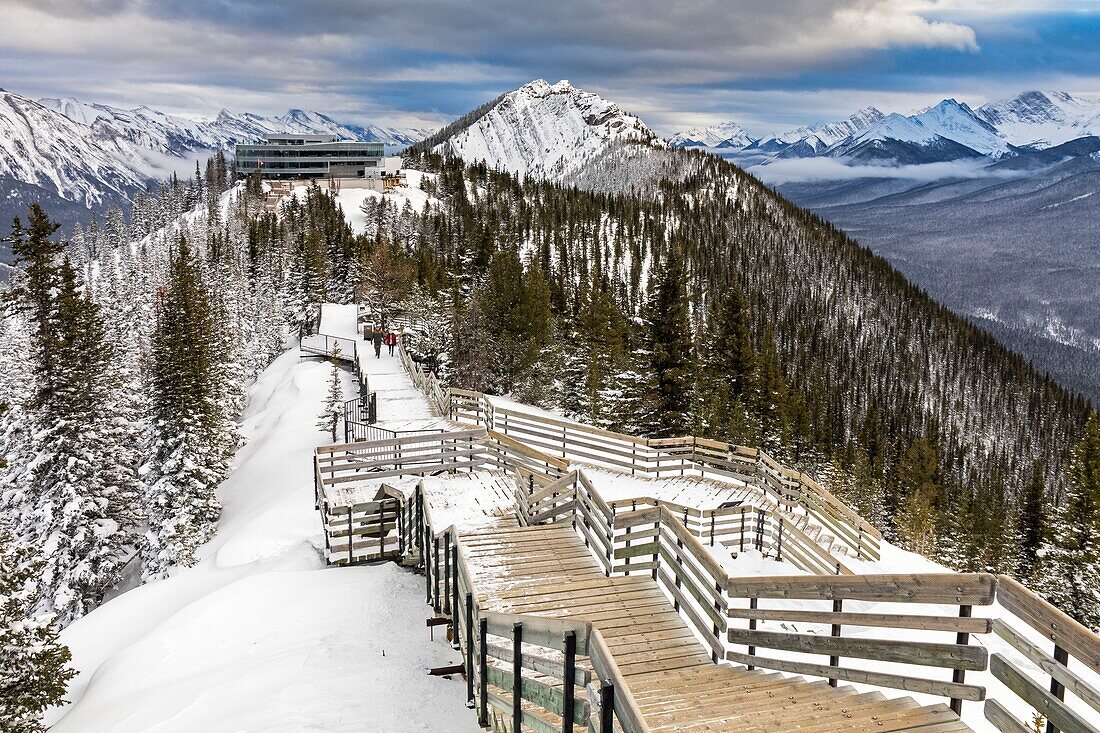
425 526 432 604
443 533 451 615
562 631 577 733
757 509 765 553
347 509 354 564
397 501 405 556
776 516 784 563
747 597 758 670
450 542 459 646
433 536 440 612
599 680 615 733
513 622 523 733
1046 644 1069 733
478 617 488 727
713 580 722 663
950 605 972 716
465 593 474 707
829 599 843 686
379 500 387 559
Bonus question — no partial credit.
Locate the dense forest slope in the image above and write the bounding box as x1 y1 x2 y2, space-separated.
397 93 1093 580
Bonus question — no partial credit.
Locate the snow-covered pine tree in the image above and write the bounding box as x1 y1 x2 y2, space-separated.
0 527 76 733
25 259 136 622
1039 413 1100 628
6 207 136 622
142 235 227 576
317 345 344 442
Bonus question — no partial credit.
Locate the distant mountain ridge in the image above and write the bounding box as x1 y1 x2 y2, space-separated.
671 91 1100 165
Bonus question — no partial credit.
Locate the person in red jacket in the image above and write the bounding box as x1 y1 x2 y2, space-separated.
384 330 398 356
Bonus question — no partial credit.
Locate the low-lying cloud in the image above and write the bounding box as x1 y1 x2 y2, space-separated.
749 156 1024 185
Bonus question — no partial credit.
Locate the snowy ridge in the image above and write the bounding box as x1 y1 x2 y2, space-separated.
977 90 1100 148
39 95 433 155
669 121 757 149
750 106 885 155
0 91 149 208
435 79 660 181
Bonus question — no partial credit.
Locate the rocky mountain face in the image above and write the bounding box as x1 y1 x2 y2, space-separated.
977 90 1100 148
431 79 660 181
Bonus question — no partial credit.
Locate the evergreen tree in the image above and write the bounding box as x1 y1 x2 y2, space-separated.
8 205 64 409
143 235 226 576
699 278 757 441
646 248 695 437
25 259 134 622
318 345 344 442
1016 461 1047 579
0 528 76 733
1039 414 1100 628
894 438 944 555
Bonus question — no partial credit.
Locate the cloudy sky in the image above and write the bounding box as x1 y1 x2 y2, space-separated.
2 0 1098 135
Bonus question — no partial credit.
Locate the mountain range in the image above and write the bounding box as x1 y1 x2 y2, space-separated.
421 82 1100 404
0 88 431 249
673 91 1100 166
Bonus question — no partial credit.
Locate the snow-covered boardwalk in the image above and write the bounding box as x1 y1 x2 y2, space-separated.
48 347 479 732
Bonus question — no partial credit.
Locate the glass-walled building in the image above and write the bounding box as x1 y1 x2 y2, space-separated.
234 134 386 179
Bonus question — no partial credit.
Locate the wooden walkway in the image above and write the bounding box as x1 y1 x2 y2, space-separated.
456 521 970 732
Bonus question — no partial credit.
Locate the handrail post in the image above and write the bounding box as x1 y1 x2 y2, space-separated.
562 630 577 733
424 523 432 602
599 679 615 733
478 617 488 727
1046 644 1069 733
513 622 523 733
451 541 460 648
747 597 758 670
432 536 440 612
465 593 474 707
829 599 842 686
949 604 972 716
443 533 451 616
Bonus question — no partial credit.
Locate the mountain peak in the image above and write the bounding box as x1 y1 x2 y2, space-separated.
433 79 657 181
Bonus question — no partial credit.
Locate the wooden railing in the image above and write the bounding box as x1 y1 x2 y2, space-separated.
314 424 1100 732
431 381 881 562
395 342 880 562
986 575 1100 733
423 522 650 733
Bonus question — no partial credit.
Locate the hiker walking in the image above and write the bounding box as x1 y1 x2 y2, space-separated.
384 330 397 357
372 329 383 358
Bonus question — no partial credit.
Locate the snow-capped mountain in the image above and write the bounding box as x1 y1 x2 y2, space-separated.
1 91 149 209
977 90 1100 148
40 97 432 155
669 121 756 149
826 100 1010 163
434 79 659 181
749 107 885 156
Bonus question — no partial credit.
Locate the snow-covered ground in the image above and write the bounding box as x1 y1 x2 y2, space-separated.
47 345 477 732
